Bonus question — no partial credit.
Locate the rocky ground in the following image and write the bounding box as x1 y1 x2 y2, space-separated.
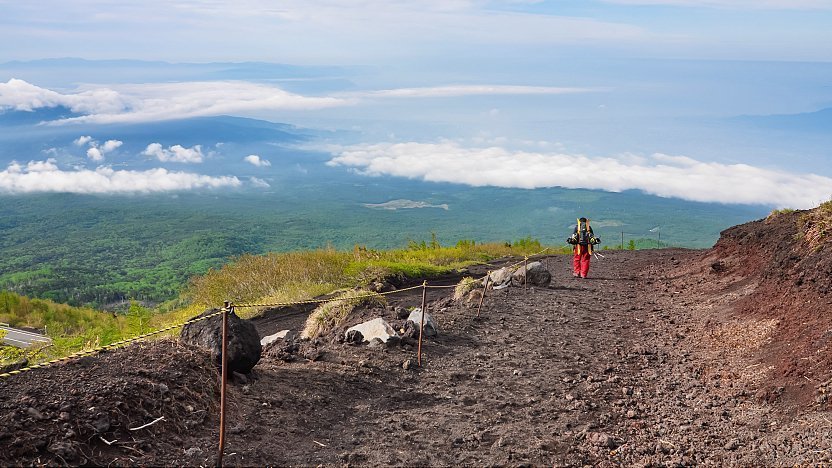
1 208 830 466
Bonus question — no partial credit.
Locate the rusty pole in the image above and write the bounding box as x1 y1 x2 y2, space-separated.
417 281 427 367
216 301 230 467
477 272 491 318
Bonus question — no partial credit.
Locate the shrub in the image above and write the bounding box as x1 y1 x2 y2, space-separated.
301 289 386 339
769 208 796 217
453 277 481 301
186 248 352 307
798 199 832 248
513 236 542 253
455 239 476 249
767 207 796 224
0 342 27 366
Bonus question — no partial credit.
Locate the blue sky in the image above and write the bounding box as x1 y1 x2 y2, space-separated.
0 0 831 207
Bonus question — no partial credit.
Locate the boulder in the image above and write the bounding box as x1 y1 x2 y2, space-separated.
368 281 397 293
394 306 410 319
345 318 397 343
407 308 438 337
484 267 513 288
344 329 364 344
465 289 483 305
180 308 262 374
260 329 291 347
511 261 551 287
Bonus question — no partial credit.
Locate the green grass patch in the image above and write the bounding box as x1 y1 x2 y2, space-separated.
187 237 561 312
769 208 796 218
0 291 170 368
798 199 832 248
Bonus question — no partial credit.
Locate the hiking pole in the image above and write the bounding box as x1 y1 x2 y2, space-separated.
477 272 491 318
417 281 427 367
216 301 229 467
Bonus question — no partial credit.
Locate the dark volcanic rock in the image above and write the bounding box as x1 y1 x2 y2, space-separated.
180 308 261 374
511 261 552 287
345 329 364 344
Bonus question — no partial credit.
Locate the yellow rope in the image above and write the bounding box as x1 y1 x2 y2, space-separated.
2 248 557 380
232 284 425 308
0 309 226 379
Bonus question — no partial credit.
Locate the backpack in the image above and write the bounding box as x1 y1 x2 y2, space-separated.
577 219 590 244
568 218 601 248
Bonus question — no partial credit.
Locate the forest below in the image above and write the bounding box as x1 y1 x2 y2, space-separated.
0 189 767 308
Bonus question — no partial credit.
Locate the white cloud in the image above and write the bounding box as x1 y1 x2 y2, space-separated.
2 0 827 66
6 162 23 174
86 147 104 162
74 135 93 146
143 143 204 163
0 79 129 114
77 136 123 161
244 154 271 167
101 139 123 152
0 79 350 125
2 79 601 125
250 177 271 188
24 159 60 172
0 159 241 194
351 85 604 99
25 1 644 62
327 141 832 209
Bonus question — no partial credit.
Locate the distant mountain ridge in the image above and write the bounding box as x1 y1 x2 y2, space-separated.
0 108 317 173
732 107 832 133
0 106 83 126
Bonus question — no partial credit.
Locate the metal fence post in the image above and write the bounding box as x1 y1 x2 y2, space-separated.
477 271 491 318
216 301 229 467
417 281 427 367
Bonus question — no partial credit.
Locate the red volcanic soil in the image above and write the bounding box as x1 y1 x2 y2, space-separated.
1 207 830 466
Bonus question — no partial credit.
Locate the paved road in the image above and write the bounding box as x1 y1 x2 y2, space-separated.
0 325 52 348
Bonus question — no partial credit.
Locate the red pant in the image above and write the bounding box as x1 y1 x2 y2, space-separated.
572 245 591 278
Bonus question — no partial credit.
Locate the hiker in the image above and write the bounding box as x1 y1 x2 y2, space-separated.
567 217 601 278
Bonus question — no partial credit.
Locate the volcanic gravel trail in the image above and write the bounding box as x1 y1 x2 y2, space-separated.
2 247 831 466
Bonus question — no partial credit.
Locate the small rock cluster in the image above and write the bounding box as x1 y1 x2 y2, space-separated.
484 261 551 290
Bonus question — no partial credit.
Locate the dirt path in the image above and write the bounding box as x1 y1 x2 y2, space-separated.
177 249 831 466
2 248 830 466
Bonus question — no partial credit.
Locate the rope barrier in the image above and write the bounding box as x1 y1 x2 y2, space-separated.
0 248 558 380
232 284 424 309
0 309 225 379
2 244 564 468
501 247 551 271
